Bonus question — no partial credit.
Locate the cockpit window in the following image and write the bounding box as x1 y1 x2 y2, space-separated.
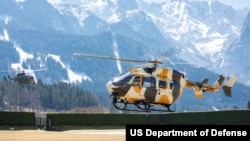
112 72 134 86
132 76 140 86
17 72 25 77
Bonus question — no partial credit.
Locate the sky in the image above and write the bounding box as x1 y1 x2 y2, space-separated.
216 0 250 9
142 0 250 9
47 0 250 9
48 0 250 9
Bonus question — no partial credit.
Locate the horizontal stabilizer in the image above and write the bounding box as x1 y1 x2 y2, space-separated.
201 78 209 84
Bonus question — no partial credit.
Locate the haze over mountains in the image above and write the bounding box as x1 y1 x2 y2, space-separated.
0 0 249 111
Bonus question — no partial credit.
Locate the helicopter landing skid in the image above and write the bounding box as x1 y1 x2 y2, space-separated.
135 103 174 112
112 101 149 112
112 97 174 112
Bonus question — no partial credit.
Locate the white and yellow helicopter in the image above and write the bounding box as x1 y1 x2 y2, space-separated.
73 53 237 112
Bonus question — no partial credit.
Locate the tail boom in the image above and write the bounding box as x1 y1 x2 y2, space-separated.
186 75 237 98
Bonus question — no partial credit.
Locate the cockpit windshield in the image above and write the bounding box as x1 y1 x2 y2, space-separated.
16 72 26 77
112 72 134 86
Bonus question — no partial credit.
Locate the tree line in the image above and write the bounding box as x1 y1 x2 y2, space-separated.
0 79 100 112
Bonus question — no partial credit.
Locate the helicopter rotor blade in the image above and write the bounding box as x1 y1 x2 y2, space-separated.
73 53 162 64
31 68 47 72
0 70 9 72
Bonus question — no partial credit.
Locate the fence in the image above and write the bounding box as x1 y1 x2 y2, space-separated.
36 117 51 130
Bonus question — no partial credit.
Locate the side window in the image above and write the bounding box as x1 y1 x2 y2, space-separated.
159 80 167 89
170 81 180 89
143 81 151 87
132 76 141 86
170 82 173 89
142 76 156 88
173 81 180 89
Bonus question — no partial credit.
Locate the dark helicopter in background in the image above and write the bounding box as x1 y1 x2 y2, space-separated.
1 69 46 84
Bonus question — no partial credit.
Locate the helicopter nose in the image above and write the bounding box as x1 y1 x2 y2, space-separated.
106 80 114 94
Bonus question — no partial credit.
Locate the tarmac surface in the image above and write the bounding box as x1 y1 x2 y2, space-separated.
0 127 126 141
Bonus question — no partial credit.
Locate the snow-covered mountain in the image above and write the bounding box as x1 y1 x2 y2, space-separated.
137 0 248 68
0 0 249 110
49 0 250 84
226 12 250 86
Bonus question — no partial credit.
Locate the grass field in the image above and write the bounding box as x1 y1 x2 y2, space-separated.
0 126 126 141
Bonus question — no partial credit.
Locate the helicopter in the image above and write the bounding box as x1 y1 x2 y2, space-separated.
1 69 47 84
73 53 237 112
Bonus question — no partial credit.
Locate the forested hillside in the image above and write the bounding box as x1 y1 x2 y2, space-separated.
0 0 249 112
0 79 103 112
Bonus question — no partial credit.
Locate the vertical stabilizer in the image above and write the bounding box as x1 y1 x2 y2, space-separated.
222 76 237 97
193 88 203 99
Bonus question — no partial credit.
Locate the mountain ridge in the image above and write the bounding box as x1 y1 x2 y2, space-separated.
0 0 249 111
